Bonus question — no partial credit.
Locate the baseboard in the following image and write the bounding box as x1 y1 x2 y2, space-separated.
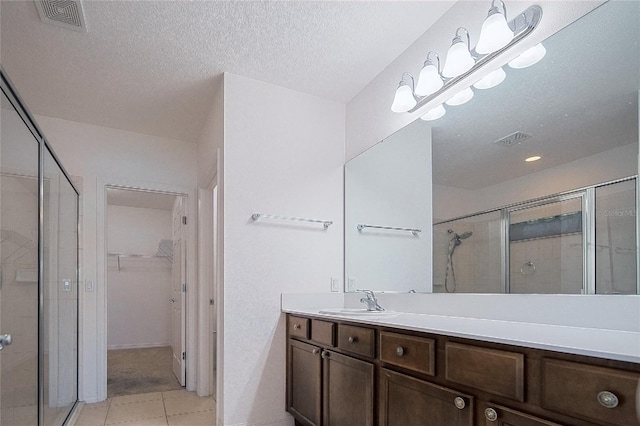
222 416 294 426
107 342 171 350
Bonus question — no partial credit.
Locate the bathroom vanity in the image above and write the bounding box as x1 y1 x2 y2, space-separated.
284 308 640 426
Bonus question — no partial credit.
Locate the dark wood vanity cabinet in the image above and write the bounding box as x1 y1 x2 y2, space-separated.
286 314 640 426
287 316 374 426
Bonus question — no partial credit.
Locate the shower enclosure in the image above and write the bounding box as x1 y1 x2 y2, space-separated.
434 177 638 294
0 69 79 425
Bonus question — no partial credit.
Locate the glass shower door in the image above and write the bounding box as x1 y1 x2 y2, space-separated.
508 196 584 294
1 89 40 424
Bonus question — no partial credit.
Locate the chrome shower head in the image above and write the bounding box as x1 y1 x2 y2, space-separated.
458 231 472 239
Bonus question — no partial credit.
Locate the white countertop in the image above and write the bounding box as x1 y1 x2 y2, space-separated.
282 307 640 364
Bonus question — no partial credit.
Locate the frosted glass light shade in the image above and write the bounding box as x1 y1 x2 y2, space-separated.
445 87 474 106
442 41 475 78
391 83 417 113
419 104 446 121
508 43 546 69
473 67 506 90
476 12 514 54
415 63 443 97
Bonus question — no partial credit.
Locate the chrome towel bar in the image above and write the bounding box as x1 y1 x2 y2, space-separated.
251 213 332 229
357 224 421 236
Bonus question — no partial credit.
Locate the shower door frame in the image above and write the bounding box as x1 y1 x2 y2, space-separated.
434 175 639 294
1 67 81 426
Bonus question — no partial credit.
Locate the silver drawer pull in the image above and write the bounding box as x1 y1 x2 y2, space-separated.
348 336 358 344
484 407 498 422
312 348 320 355
597 391 619 408
453 397 466 410
293 324 301 330
0 334 12 351
396 346 405 357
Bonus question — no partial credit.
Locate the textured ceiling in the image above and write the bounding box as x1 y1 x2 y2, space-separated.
0 1 454 143
430 1 639 190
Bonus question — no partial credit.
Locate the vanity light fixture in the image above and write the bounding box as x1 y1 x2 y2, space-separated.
473 67 506 89
445 87 474 106
476 0 514 54
390 73 417 113
508 43 547 69
525 155 541 162
442 27 475 78
390 3 543 119
415 51 444 97
420 104 446 121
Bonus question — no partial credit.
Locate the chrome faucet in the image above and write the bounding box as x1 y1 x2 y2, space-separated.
359 290 385 311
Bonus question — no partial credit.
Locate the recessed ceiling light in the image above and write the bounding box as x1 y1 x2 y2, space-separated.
525 156 541 162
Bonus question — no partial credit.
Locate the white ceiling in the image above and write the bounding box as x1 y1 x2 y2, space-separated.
0 0 454 143
107 188 177 211
430 1 639 190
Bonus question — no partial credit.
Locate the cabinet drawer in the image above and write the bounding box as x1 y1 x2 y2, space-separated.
479 402 561 426
338 324 375 358
445 342 524 402
311 319 335 347
541 358 640 426
288 315 310 340
379 331 435 376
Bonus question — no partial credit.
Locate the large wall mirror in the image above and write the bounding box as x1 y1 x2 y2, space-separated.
345 1 639 294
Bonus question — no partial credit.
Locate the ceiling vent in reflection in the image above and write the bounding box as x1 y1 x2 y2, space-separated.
34 0 87 32
494 131 532 147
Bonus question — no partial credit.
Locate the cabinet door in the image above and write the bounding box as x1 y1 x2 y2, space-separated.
379 369 473 426
322 350 374 426
288 339 322 426
480 403 562 426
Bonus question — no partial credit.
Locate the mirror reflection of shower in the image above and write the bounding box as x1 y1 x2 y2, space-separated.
444 229 473 293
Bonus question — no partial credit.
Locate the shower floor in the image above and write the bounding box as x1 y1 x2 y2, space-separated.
107 346 182 397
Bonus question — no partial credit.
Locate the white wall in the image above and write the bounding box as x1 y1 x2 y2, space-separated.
34 115 197 402
345 121 431 292
106 205 173 349
221 73 344 426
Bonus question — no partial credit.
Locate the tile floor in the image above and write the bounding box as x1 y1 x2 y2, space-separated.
74 390 215 426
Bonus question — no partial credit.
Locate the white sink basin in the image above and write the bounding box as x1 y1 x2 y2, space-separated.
318 308 397 317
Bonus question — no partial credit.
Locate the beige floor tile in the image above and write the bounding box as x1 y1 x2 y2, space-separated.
163 395 215 416
106 416 168 426
75 405 109 426
85 398 111 407
105 399 165 424
111 392 162 406
10 415 38 426
162 389 190 399
167 410 216 426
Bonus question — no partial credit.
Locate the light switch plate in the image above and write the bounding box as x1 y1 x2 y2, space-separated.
348 277 356 292
62 279 72 292
331 277 340 292
85 280 95 292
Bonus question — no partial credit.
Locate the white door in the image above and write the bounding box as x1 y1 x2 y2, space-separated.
172 197 186 386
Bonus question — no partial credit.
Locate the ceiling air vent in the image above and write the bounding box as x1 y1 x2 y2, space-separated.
494 131 532 147
35 0 86 32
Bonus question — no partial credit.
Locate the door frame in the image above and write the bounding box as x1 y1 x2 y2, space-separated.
96 177 197 401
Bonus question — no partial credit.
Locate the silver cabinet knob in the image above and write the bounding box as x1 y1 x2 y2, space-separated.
0 334 12 351
453 397 466 410
348 336 357 344
169 298 176 303
293 324 301 330
396 346 405 357
321 350 330 359
484 408 498 422
597 391 619 408
312 348 320 356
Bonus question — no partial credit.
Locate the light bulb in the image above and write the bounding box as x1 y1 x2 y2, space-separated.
508 43 546 69
420 104 446 121
473 67 506 90
415 63 443 97
476 10 513 54
445 87 474 106
391 83 416 113
442 40 475 78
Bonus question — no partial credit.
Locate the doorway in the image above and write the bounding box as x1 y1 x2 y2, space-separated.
105 187 187 397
